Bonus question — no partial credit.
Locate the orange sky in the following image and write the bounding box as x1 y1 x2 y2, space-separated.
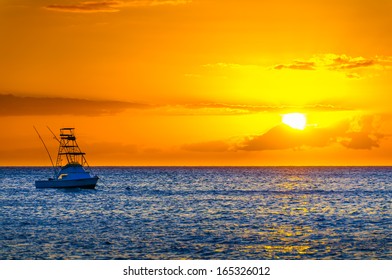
1 0 392 166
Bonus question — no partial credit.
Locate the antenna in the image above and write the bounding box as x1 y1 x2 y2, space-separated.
47 126 60 143
33 126 57 177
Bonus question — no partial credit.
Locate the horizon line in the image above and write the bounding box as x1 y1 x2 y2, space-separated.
1 165 392 168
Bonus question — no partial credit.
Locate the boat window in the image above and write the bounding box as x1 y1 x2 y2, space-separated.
58 174 68 180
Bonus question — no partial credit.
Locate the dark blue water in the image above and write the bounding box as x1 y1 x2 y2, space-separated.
0 167 390 259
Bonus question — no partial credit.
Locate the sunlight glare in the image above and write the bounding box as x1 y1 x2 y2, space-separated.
282 113 307 130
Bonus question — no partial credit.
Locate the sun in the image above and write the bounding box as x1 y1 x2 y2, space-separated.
282 113 307 130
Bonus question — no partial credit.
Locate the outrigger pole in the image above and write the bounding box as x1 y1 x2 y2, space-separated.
33 126 57 177
47 126 60 143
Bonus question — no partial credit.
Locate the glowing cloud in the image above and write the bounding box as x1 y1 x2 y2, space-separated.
273 54 392 78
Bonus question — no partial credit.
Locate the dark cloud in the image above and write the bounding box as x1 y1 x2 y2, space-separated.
44 0 191 13
183 116 388 153
274 61 316 71
0 95 350 118
166 102 351 116
345 73 361 79
0 94 149 116
340 132 381 150
273 54 390 74
45 1 122 13
240 124 346 151
330 56 375 70
240 117 386 151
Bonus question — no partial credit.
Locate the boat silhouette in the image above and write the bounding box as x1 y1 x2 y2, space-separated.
35 127 99 189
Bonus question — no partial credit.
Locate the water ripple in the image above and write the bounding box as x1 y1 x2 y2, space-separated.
0 167 391 259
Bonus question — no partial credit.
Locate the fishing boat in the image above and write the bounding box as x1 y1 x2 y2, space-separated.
35 127 99 189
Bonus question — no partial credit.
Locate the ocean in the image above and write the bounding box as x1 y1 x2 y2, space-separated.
0 167 390 260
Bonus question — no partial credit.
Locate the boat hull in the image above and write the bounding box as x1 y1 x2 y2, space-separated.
35 176 99 189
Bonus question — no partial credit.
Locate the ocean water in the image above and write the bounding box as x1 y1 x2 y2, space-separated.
0 167 390 260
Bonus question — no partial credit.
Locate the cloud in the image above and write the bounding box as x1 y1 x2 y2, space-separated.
182 140 232 153
158 102 352 116
203 54 391 73
240 124 346 151
273 54 392 77
147 0 191 6
274 61 316 71
326 55 376 70
198 54 391 80
0 95 351 118
0 94 149 116
202 63 261 70
240 116 387 151
44 1 123 13
44 0 191 13
184 115 388 153
87 141 139 156
340 132 381 150
345 73 361 79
